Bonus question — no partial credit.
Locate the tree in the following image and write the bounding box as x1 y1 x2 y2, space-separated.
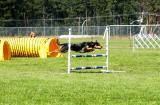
0 0 160 26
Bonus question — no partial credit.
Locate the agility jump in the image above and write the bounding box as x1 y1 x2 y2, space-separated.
67 26 109 74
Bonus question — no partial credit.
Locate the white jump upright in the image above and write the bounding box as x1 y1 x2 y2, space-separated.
67 28 71 74
103 26 109 72
67 26 110 73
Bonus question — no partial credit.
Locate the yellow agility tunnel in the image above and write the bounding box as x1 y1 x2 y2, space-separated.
0 40 11 61
2 37 61 58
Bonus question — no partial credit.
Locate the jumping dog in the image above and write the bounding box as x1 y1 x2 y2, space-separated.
59 40 102 53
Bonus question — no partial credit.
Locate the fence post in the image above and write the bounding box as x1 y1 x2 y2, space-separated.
130 25 132 48
133 36 135 52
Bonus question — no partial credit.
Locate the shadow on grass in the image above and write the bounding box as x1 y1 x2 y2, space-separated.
71 70 106 74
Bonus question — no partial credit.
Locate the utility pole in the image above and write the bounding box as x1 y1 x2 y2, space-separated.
85 9 88 35
43 6 45 36
78 17 81 35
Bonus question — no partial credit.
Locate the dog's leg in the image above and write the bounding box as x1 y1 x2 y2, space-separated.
83 47 95 53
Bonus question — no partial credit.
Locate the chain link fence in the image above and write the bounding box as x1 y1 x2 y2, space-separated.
0 25 160 37
0 26 106 36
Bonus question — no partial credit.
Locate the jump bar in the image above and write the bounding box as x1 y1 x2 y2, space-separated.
70 66 107 70
72 54 107 58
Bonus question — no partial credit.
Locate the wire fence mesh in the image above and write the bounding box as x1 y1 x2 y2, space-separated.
0 25 160 37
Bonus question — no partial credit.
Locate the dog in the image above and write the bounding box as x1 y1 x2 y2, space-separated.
28 32 36 38
59 40 102 53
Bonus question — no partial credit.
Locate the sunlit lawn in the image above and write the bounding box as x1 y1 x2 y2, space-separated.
0 38 160 105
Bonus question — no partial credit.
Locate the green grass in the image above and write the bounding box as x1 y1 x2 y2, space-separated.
0 38 160 105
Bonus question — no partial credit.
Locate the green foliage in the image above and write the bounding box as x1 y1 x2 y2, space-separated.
0 0 160 26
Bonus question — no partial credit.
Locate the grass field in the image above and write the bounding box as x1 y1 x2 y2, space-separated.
0 38 160 105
